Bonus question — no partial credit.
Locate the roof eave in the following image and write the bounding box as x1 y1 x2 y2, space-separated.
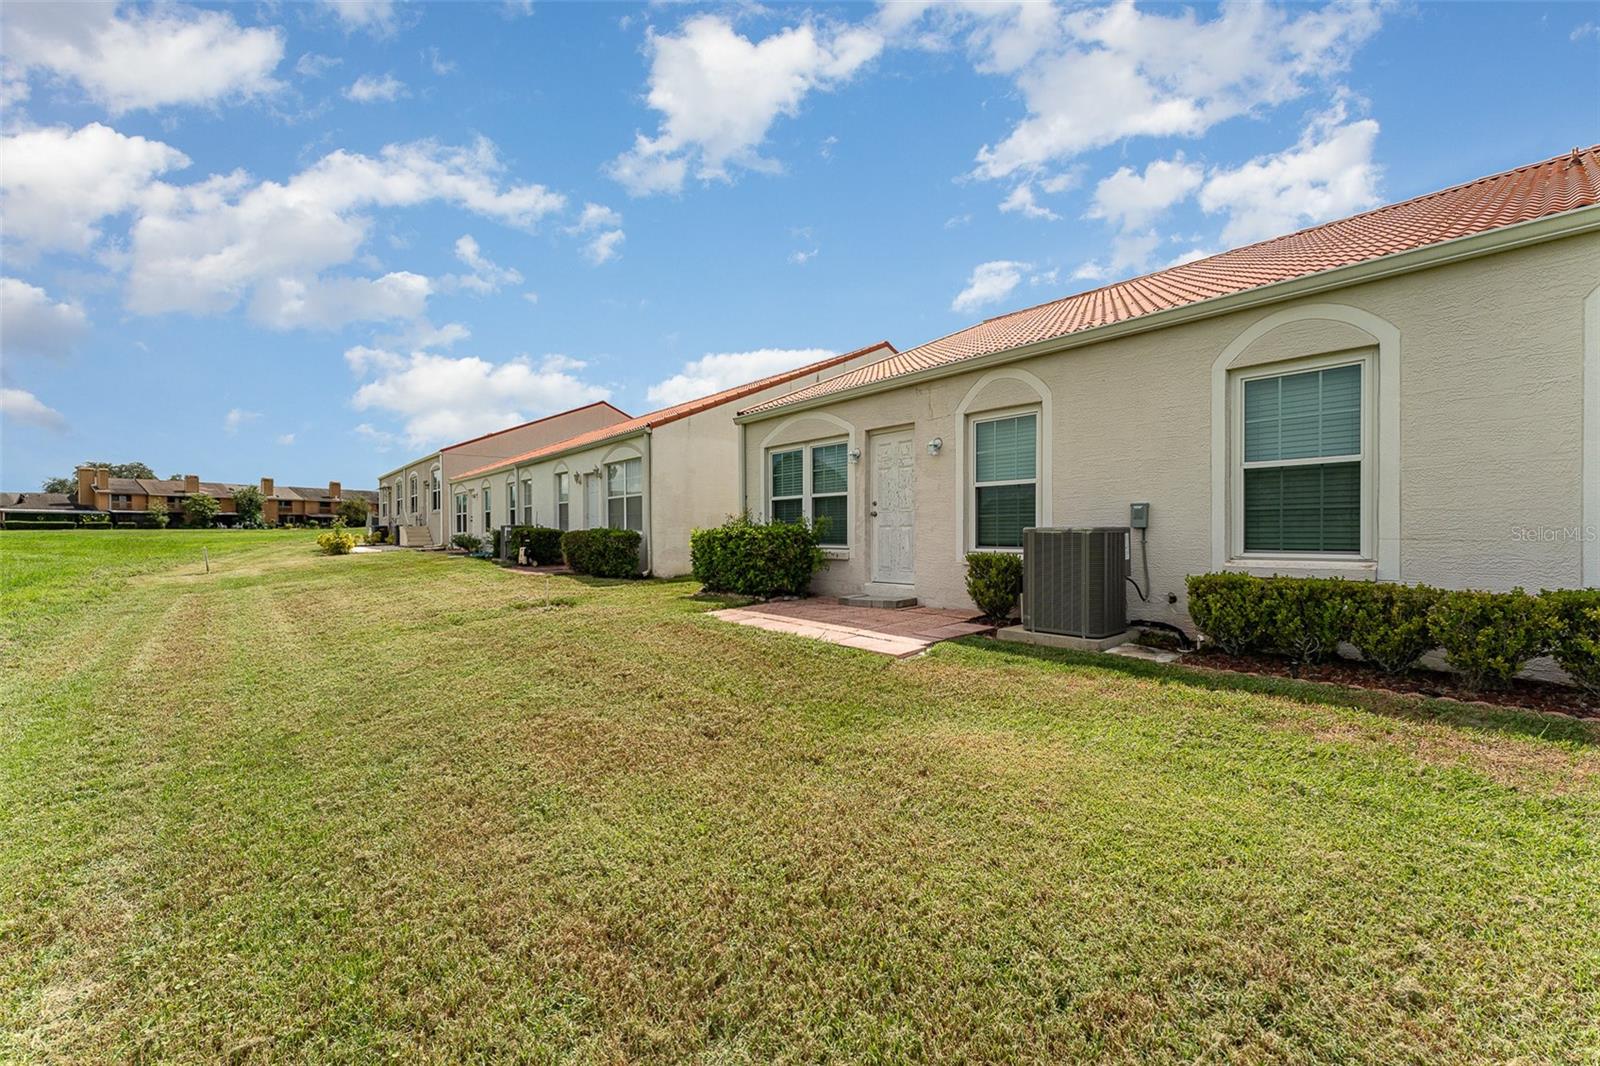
450 425 653 483
737 203 1600 424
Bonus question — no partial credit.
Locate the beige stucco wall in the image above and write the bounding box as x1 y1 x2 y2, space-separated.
740 232 1598 622
444 345 897 572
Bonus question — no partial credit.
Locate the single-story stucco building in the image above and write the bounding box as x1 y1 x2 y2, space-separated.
447 342 896 575
378 400 632 547
734 146 1600 627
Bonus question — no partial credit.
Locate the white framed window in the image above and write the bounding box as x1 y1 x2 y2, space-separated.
1233 356 1368 557
766 440 849 547
430 471 440 513
380 489 389 520
409 474 418 518
521 477 533 525
970 410 1038 550
555 471 570 531
606 457 642 531
481 480 492 532
506 475 517 527
453 491 468 534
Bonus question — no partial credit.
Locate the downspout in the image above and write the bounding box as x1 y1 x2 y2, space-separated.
737 419 747 518
642 429 654 576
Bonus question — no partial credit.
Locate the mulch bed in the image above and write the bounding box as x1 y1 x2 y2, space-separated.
1180 649 1597 719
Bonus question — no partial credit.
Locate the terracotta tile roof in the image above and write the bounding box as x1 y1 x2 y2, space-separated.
442 400 632 453
456 341 897 480
742 145 1600 417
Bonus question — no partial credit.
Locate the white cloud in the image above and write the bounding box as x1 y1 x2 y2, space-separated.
951 260 1030 313
277 433 297 445
319 0 399 36
1571 21 1599 41
125 136 565 324
608 14 883 195
426 47 456 75
354 422 397 451
645 348 836 406
0 123 190 255
568 202 625 264
249 272 432 330
296 52 341 77
944 213 973 229
0 278 91 359
224 407 260 434
572 202 623 231
789 248 818 265
1088 155 1204 231
999 183 1060 221
583 229 625 265
350 350 611 447
1 1 284 113
1199 110 1381 245
446 235 523 293
1 387 67 431
344 73 407 103
904 0 1381 183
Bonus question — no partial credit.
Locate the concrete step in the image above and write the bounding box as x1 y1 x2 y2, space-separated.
841 593 919 609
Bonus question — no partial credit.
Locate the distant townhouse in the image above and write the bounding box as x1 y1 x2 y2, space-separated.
0 468 375 527
376 400 632 548
446 342 896 576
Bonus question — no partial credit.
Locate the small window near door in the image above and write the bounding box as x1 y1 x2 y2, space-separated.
972 412 1037 549
409 475 418 518
521 477 533 525
769 449 803 523
606 458 643 531
555 472 570 530
506 477 517 527
431 472 440 513
454 492 468 534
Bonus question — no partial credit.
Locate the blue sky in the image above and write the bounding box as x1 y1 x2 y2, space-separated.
2 1 1596 491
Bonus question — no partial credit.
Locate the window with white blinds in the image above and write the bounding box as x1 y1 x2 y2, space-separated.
1241 362 1363 553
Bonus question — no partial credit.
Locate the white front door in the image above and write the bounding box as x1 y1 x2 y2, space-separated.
870 429 916 585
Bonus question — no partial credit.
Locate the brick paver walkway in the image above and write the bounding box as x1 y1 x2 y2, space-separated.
710 598 994 657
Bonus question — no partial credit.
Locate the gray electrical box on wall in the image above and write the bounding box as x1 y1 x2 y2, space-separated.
1130 502 1150 529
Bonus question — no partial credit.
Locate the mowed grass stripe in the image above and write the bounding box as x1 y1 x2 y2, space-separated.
1 532 1596 1062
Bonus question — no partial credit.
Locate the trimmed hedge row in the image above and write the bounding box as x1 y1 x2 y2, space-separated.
1 519 78 530
690 515 824 598
560 528 641 578
505 525 565 566
1187 573 1599 693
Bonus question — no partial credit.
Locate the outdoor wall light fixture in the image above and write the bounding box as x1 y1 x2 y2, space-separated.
927 437 943 456
849 448 862 463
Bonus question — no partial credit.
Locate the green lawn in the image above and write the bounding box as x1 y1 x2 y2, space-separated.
2 532 1597 1063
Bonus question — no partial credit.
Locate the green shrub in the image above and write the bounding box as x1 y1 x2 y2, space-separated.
233 485 264 526
1347 583 1441 675
1541 589 1600 699
690 515 823 598
182 492 220 528
1427 588 1544 691
506 526 565 566
451 533 482 552
2 519 77 530
1186 572 1270 654
79 513 112 529
363 529 387 546
1258 577 1354 668
561 528 642 578
147 500 170 528
965 552 1023 622
336 496 370 527
316 521 358 555
492 528 503 557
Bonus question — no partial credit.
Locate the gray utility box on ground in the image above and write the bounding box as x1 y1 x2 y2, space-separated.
1022 527 1130 639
